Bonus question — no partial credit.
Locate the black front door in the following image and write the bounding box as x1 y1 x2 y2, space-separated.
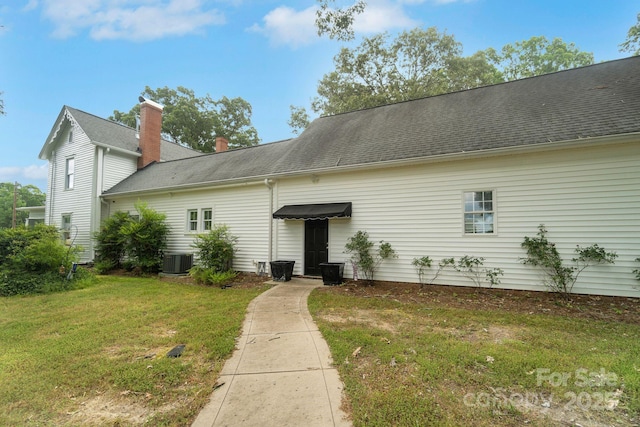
304 219 328 276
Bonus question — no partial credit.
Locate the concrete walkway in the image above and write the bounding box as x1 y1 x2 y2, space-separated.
192 278 351 427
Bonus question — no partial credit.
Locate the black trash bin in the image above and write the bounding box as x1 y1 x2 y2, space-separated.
319 262 345 285
270 260 295 281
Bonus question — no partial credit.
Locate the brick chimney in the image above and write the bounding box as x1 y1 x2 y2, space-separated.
215 136 229 153
137 98 164 169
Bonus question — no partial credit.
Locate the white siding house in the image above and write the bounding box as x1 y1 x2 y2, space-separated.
39 104 200 262
41 57 640 296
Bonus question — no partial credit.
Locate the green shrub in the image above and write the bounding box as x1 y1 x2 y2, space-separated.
412 256 432 288
120 203 169 274
0 224 78 273
0 266 95 297
191 225 237 273
93 203 169 274
0 224 85 296
93 211 130 271
521 224 617 296
430 256 503 288
188 266 237 287
344 230 396 282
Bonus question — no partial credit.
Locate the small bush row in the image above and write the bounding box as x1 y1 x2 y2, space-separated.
348 225 632 297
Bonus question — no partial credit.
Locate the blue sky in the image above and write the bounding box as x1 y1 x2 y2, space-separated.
0 0 637 192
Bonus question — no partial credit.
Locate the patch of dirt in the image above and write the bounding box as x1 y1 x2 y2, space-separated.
157 271 270 289
318 280 640 325
318 309 400 333
67 392 179 426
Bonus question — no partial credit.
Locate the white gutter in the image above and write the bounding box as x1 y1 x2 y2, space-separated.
101 132 640 198
92 141 141 157
264 179 275 265
48 151 56 224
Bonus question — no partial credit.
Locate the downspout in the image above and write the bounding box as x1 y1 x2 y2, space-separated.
264 179 274 265
48 151 56 225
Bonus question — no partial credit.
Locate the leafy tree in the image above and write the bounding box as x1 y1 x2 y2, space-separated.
0 183 46 229
496 36 594 81
315 0 365 41
312 27 502 116
288 105 311 135
620 12 640 55
110 86 260 152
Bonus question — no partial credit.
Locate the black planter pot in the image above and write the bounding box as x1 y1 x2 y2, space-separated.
270 260 295 281
319 262 345 285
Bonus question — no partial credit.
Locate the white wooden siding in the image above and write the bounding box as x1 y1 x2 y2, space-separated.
45 124 95 262
103 152 137 192
273 141 639 297
106 183 271 273
102 140 639 297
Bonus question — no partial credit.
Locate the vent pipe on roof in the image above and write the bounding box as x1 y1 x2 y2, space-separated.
137 97 164 169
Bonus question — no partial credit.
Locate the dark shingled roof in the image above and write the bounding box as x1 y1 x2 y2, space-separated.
104 56 640 196
41 106 201 161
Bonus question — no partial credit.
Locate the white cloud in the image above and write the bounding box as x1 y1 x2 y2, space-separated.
251 0 423 48
352 0 419 34
23 164 49 180
23 0 39 12
248 5 318 48
39 0 224 41
0 164 48 182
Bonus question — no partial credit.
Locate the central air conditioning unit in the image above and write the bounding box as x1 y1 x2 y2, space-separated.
163 254 193 274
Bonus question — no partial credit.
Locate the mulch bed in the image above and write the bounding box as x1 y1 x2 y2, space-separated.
315 279 640 325
150 270 640 324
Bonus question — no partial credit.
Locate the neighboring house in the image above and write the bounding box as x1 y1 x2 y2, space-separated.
42 57 640 296
15 206 45 227
39 100 201 261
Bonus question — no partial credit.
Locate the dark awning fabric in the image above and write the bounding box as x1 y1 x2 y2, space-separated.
272 202 352 220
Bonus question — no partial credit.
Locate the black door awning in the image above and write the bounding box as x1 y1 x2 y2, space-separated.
272 202 352 220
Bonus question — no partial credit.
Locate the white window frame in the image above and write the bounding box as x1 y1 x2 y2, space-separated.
61 214 72 243
187 210 198 232
65 157 75 190
463 190 495 235
202 208 213 231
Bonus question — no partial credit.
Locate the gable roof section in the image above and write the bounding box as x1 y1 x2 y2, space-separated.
104 56 640 196
39 106 201 161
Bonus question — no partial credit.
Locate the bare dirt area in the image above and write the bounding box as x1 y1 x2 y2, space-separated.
158 271 271 289
315 279 640 427
317 279 640 325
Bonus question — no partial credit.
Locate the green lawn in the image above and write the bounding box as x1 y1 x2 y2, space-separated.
0 275 269 426
308 287 640 427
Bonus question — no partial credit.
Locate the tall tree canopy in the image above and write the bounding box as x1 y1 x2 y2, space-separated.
309 28 594 117
312 27 503 116
496 36 594 81
620 12 640 55
288 105 310 135
315 0 365 41
110 86 260 152
0 183 45 229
